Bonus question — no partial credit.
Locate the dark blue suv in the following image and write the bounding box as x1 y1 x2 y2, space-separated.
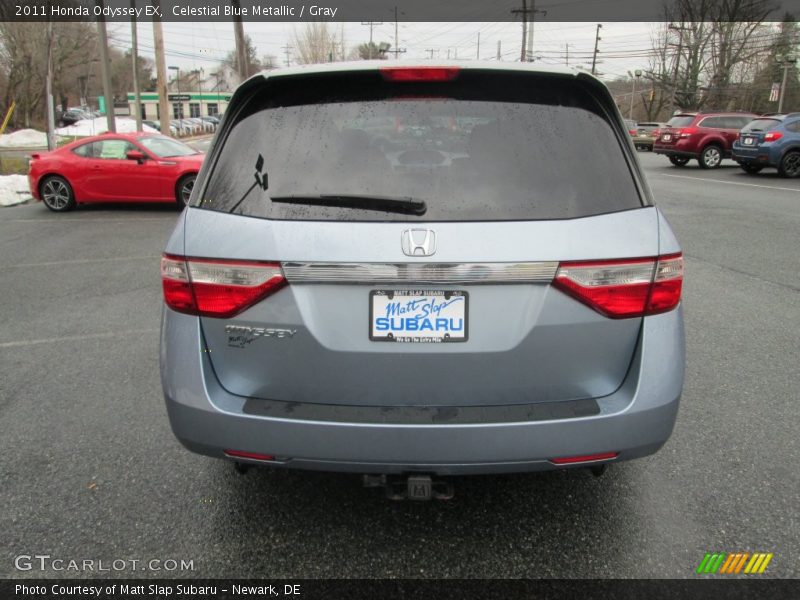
732 113 800 177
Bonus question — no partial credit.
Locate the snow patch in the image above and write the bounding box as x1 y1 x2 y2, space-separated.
56 117 159 137
0 174 33 206
0 129 51 148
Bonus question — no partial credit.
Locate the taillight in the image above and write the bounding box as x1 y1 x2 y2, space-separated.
552 253 683 319
161 254 286 318
380 67 460 82
628 129 637 136
764 131 783 142
224 450 276 461
679 127 697 138
550 452 619 465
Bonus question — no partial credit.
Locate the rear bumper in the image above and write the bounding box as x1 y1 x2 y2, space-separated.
160 307 684 475
653 146 697 158
731 144 776 166
28 173 40 200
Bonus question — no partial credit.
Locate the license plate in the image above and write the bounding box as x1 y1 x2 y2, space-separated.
662 134 672 142
370 290 468 343
743 137 754 145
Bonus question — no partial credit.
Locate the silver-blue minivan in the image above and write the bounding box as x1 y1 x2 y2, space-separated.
160 62 684 496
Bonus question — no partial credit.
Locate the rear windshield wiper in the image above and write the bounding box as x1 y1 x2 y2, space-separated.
270 194 427 216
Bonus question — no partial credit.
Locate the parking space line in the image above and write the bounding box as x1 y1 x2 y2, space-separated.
655 173 800 193
1 255 160 269
0 328 159 349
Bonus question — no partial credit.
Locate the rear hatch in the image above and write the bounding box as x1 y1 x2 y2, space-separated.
181 66 660 408
658 114 696 146
738 117 783 148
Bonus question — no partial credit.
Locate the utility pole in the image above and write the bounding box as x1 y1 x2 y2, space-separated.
361 21 383 59
668 23 689 115
511 0 528 62
45 15 55 150
777 55 797 113
527 1 546 61
426 48 436 59
130 0 142 132
511 0 546 62
96 0 115 133
565 43 569 66
282 43 292 67
591 23 602 75
477 32 480 59
232 0 248 80
497 40 501 61
152 1 170 136
387 7 406 59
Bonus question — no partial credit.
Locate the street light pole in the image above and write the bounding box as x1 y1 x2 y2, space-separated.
629 69 642 120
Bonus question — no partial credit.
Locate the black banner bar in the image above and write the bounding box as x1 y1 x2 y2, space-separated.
1 0 796 23
2 579 800 600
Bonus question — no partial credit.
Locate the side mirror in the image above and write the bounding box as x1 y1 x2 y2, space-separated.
126 150 145 162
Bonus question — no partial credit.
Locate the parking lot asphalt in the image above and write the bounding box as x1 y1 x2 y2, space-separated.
1 152 798 579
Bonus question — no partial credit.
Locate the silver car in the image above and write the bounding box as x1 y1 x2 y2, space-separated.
160 62 684 495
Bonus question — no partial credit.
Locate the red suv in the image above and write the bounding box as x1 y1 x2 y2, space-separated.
654 112 757 169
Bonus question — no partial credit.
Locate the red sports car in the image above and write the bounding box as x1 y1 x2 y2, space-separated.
28 132 204 212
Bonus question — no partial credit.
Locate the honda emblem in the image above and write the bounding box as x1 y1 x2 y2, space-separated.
401 229 436 257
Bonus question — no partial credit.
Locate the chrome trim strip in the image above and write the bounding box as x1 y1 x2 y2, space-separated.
281 262 558 284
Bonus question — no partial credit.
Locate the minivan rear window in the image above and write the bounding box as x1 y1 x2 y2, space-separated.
197 71 644 221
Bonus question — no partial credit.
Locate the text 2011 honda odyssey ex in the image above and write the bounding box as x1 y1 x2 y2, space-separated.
160 63 684 491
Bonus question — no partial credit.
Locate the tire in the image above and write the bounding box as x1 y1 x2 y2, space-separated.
176 174 196 206
698 145 722 169
669 155 690 167
778 150 800 178
40 175 76 212
739 163 763 175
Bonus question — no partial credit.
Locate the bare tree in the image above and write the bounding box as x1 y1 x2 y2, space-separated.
659 0 776 111
261 54 278 70
703 1 775 109
644 23 679 119
0 21 96 128
351 41 391 60
293 22 341 65
110 48 155 101
224 35 262 76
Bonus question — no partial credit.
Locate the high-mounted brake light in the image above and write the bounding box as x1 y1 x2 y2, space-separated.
764 131 783 142
552 253 683 319
380 67 460 82
161 254 286 318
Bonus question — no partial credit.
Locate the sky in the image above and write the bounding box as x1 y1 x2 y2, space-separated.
107 21 660 83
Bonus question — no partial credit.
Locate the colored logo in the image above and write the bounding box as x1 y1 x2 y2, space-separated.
696 552 773 574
